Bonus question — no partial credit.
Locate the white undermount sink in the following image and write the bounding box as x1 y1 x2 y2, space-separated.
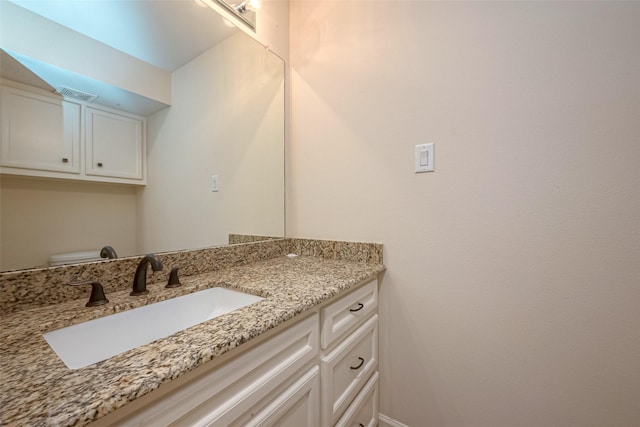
44 287 264 369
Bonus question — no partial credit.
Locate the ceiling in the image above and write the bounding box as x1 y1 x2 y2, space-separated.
1 0 240 115
9 0 237 71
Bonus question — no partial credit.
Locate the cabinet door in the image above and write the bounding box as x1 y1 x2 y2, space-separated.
1 86 80 174
334 371 378 427
242 366 320 427
85 107 144 180
119 314 319 426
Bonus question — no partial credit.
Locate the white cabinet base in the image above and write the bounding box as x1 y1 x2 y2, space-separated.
243 366 320 427
117 314 318 426
321 314 378 425
335 371 379 427
89 279 380 427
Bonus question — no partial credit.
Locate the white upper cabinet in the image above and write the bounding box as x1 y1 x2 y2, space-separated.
0 86 80 174
0 83 146 185
85 107 144 180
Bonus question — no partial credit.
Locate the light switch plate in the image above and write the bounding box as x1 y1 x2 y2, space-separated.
415 143 434 173
210 174 219 192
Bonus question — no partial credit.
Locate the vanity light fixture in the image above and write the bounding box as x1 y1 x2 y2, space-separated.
247 0 261 11
234 0 261 14
205 0 259 31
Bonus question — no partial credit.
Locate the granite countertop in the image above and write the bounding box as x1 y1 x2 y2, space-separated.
0 255 384 426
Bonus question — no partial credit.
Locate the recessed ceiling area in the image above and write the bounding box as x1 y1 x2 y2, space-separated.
9 0 237 71
1 0 239 115
1 48 171 115
0 49 52 92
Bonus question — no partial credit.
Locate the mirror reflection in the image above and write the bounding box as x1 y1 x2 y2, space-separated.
0 0 285 272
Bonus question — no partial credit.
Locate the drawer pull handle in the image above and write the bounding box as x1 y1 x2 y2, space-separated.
350 303 364 312
62 158 69 163
350 357 365 370
97 162 103 167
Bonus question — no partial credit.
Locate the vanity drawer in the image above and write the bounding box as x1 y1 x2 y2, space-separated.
321 314 378 425
321 279 377 350
334 371 379 427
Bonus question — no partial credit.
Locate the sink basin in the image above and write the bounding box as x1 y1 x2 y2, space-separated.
43 287 263 369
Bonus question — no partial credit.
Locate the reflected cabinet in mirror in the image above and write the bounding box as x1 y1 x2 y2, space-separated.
0 0 284 272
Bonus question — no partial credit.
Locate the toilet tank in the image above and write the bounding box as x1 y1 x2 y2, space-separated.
49 250 102 267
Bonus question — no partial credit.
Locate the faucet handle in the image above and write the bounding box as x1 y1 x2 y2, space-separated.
166 267 182 288
70 281 109 307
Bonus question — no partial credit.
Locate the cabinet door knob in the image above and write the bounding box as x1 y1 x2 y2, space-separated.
97 162 103 167
62 158 68 163
350 357 365 370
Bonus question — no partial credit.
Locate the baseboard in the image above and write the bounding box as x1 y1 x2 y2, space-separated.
379 413 410 427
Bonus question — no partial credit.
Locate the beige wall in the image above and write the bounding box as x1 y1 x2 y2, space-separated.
289 1 640 425
140 31 284 254
0 176 137 270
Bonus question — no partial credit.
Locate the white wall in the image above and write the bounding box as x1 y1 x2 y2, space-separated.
140 31 284 254
0 176 136 270
289 1 640 425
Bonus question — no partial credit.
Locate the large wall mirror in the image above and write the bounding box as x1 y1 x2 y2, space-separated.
0 0 285 272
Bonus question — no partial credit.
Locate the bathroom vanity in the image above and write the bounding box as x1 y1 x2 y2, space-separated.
0 239 384 426
93 278 378 426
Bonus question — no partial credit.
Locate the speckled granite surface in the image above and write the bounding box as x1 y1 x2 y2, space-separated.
0 239 290 314
0 238 383 314
228 234 281 244
0 241 384 426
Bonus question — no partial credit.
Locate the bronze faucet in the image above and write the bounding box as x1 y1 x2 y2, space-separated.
100 245 118 259
131 254 163 296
